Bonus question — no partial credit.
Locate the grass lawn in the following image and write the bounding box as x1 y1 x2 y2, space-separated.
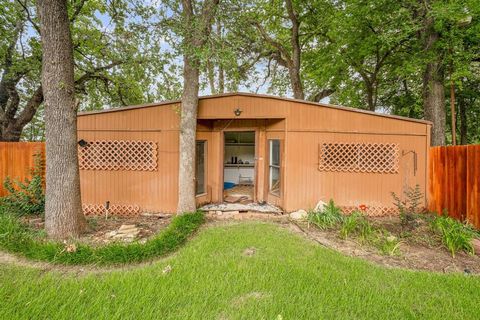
1 221 479 320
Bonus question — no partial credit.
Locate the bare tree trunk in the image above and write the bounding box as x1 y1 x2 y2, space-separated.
421 3 446 146
178 56 200 213
37 0 86 238
206 59 216 94
309 89 334 102
285 0 304 100
216 22 225 94
423 60 446 146
366 83 376 111
458 96 468 145
177 0 219 213
218 64 225 93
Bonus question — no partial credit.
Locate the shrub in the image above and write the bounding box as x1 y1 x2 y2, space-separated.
0 211 205 265
307 199 343 230
0 153 45 216
430 214 477 257
391 184 423 227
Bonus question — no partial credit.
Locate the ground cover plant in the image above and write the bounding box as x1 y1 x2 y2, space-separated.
305 197 480 259
307 200 402 256
0 210 204 265
0 222 479 319
430 214 478 257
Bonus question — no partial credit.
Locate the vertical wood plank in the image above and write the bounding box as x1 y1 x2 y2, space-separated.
0 142 45 197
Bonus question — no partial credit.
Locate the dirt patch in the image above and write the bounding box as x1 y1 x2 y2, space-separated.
288 216 480 274
82 214 172 245
231 291 271 307
23 214 173 246
242 247 256 257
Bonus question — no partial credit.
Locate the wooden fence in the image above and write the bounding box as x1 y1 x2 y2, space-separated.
428 145 480 228
0 142 45 197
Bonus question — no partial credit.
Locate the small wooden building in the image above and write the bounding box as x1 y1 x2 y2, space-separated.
77 93 431 215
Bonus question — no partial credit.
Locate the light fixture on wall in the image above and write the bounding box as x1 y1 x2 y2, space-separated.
78 139 88 147
234 108 242 116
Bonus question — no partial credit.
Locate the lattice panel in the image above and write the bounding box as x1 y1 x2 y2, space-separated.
340 206 398 217
82 204 140 216
79 140 157 171
318 143 399 173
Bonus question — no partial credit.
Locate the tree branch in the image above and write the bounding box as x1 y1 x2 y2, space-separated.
70 0 87 23
15 0 40 34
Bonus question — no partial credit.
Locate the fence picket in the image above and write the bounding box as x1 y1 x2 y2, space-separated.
429 145 480 228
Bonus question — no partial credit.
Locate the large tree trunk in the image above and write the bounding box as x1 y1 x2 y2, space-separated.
285 0 304 100
365 83 376 111
177 56 200 213
177 0 219 213
423 60 446 146
37 0 86 238
458 96 468 145
421 4 446 146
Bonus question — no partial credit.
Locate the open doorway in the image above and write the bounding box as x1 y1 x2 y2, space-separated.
223 131 255 204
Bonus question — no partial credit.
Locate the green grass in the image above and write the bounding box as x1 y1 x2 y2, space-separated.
0 211 204 265
1 222 479 319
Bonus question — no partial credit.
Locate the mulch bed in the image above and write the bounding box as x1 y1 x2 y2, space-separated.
290 215 480 274
23 214 173 246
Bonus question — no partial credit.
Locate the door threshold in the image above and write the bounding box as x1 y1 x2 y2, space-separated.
200 202 283 214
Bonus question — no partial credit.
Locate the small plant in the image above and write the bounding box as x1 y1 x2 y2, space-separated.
0 153 45 216
374 232 402 256
391 184 423 227
430 214 477 257
340 211 361 239
339 211 375 241
307 199 343 230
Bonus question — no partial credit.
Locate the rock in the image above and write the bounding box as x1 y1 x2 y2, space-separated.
290 209 308 220
386 235 397 242
472 238 480 256
162 265 172 274
243 247 256 256
65 243 77 253
118 224 136 232
216 210 223 215
314 201 327 212
223 211 239 218
105 231 117 238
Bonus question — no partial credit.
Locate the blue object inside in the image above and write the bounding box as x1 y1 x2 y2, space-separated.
224 182 236 190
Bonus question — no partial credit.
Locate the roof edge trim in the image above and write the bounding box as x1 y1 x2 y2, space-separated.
77 92 432 125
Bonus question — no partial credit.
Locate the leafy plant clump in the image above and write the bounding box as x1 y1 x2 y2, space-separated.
307 199 344 230
374 231 402 256
340 211 374 240
0 153 45 216
391 184 423 227
0 211 204 265
430 214 478 257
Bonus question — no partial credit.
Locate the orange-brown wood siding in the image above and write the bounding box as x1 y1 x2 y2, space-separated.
77 94 430 213
78 104 180 213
